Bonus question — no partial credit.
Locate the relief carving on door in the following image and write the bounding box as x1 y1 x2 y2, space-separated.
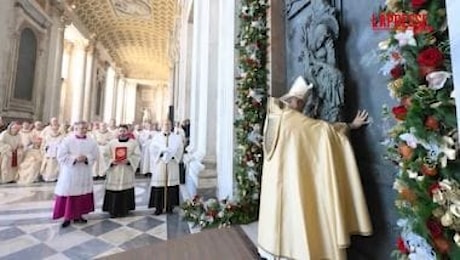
285 0 344 122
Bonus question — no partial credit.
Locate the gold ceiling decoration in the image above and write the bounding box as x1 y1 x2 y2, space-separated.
72 0 177 80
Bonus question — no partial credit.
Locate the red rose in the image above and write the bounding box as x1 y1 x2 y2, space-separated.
417 47 444 68
412 0 426 9
428 182 440 197
426 219 443 238
397 237 409 254
414 24 434 34
390 65 404 79
392 105 408 121
401 96 412 108
425 116 439 131
433 237 450 254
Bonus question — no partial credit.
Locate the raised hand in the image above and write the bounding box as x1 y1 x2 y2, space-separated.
349 110 370 130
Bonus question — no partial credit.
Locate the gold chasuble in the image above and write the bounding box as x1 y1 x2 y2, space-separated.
258 98 372 260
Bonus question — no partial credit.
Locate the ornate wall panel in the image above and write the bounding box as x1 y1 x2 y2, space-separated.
4 0 51 119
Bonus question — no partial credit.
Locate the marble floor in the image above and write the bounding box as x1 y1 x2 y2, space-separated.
0 178 191 260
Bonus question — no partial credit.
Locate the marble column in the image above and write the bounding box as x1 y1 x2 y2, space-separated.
446 0 460 136
177 3 193 122
103 67 115 123
59 40 73 123
124 81 137 123
43 10 66 121
185 0 205 196
111 71 119 123
268 0 286 97
185 0 219 198
216 0 235 199
115 78 125 124
69 40 87 123
82 42 95 121
111 73 120 120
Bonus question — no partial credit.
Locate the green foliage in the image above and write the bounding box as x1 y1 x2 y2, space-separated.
379 0 459 258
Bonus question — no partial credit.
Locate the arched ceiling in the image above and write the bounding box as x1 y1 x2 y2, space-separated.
72 0 177 80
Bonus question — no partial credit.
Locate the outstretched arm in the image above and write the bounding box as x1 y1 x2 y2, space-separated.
348 110 369 130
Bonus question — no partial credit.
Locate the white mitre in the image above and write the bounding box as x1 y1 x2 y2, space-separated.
280 76 313 102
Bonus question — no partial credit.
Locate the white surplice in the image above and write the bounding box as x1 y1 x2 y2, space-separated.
137 129 156 175
104 138 141 191
92 130 115 177
54 135 99 196
148 133 183 187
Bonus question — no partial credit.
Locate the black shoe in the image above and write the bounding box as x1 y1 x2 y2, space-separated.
145 173 152 178
154 210 162 215
61 221 71 228
74 217 87 224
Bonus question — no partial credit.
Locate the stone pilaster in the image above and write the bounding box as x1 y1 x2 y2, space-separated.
59 40 73 123
82 42 95 121
69 40 87 123
43 9 67 121
103 66 115 123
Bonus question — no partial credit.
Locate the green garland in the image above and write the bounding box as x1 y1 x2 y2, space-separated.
377 0 459 258
180 0 269 228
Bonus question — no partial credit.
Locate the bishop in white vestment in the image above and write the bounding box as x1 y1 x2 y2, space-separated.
102 125 141 218
17 137 43 185
148 121 183 215
53 121 99 228
258 77 372 260
40 125 65 182
0 122 24 183
92 123 115 179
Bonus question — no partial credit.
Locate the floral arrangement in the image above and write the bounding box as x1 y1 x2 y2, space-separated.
181 195 243 228
181 0 269 228
378 0 459 258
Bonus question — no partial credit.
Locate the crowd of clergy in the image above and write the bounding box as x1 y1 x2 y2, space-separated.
0 116 190 225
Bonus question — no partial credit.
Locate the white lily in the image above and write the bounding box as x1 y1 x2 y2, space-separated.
394 29 417 47
426 71 451 90
378 39 391 50
450 203 460 218
399 133 418 148
407 170 418 179
441 212 453 226
439 136 456 168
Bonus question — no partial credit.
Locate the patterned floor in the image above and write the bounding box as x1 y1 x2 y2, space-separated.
0 178 191 260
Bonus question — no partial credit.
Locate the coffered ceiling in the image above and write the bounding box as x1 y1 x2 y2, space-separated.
71 0 177 80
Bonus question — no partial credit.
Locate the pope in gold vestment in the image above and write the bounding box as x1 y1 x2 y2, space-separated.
258 96 372 260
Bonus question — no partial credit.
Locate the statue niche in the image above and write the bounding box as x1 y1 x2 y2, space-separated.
285 0 344 122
